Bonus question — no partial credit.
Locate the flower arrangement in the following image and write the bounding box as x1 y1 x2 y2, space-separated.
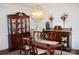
60 13 68 21
60 13 68 28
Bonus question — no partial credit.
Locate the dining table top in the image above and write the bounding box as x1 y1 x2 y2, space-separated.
35 40 59 46
23 37 59 46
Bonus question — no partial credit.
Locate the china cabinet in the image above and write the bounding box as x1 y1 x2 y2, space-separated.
7 12 30 51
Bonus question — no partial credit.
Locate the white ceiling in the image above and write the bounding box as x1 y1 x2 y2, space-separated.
6 3 46 8
0 3 79 9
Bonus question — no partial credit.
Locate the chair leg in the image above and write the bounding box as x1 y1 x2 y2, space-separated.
52 49 55 55
50 49 55 55
20 49 21 55
61 47 63 55
24 51 28 55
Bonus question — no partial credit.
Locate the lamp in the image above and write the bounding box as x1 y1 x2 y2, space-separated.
48 16 53 29
31 6 44 22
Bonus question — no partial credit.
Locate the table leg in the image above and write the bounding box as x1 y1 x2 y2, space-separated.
61 46 63 55
47 48 51 55
46 44 51 55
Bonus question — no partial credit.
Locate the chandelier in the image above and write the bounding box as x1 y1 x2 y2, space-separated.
31 6 44 22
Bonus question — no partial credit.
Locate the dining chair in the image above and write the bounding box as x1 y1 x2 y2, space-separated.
17 34 47 55
17 34 33 55
50 31 64 55
41 31 63 55
30 32 48 55
30 37 48 55
31 41 47 55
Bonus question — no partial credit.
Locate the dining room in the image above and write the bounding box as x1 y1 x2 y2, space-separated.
0 3 79 55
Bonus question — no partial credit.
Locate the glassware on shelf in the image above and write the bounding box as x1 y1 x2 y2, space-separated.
12 24 16 32
18 24 21 28
18 29 21 33
12 20 16 24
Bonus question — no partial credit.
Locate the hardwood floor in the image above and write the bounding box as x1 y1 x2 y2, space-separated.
0 49 79 55
71 49 79 55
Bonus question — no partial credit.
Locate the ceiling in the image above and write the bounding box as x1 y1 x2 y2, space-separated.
0 3 79 9
6 3 79 8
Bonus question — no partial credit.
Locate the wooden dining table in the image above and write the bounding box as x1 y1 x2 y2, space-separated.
34 40 64 55
23 37 64 55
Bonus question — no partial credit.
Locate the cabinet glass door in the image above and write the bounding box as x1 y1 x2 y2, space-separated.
12 19 16 34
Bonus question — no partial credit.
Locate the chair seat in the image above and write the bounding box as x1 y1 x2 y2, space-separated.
37 48 47 55
23 45 31 50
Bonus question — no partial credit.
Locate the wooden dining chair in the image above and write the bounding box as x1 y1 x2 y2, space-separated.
17 34 33 55
42 31 63 55
30 32 48 55
31 41 47 55
48 32 56 41
24 37 48 55
50 31 64 55
54 32 62 43
17 34 47 55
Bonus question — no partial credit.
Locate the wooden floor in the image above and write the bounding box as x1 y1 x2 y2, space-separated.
0 49 77 55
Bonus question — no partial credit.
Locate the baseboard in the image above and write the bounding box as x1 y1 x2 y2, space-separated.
71 49 79 51
0 49 9 55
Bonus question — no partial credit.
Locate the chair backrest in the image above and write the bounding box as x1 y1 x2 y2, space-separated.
39 32 44 39
46 31 62 43
16 34 24 48
33 31 43 41
26 37 38 55
54 32 62 43
48 31 56 41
